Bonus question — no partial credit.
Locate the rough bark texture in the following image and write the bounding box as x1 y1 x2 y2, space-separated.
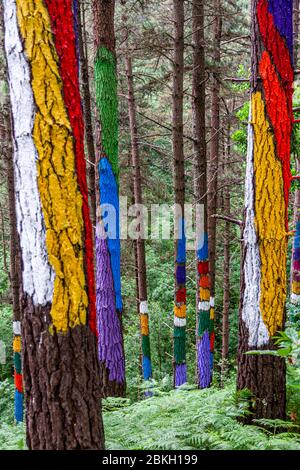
125 54 152 383
0 1 23 421
208 0 222 300
22 295 104 450
237 0 293 421
172 0 187 387
93 0 126 396
192 0 213 388
221 117 231 375
77 0 96 226
4 0 104 448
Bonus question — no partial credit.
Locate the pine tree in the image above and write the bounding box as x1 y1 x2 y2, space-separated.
237 0 293 420
3 0 104 448
93 0 126 397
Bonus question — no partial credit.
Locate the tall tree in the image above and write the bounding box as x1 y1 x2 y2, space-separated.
172 0 186 387
237 0 293 420
77 0 97 226
0 1 22 422
4 0 104 448
192 0 213 389
125 52 153 386
291 0 300 305
93 0 126 397
208 0 222 302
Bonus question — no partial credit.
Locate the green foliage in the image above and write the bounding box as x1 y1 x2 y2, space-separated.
231 101 249 156
0 305 13 380
103 381 300 450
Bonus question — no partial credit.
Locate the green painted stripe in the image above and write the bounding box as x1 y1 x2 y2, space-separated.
95 46 119 180
14 352 21 374
142 335 151 358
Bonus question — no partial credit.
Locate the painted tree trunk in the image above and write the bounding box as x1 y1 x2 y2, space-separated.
0 1 23 423
93 0 125 397
192 0 213 389
172 0 187 387
125 54 153 387
237 0 293 420
4 0 104 448
291 172 300 304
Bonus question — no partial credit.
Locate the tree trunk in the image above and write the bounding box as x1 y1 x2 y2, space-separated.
4 0 104 448
0 1 23 421
93 0 126 397
291 159 300 304
172 0 186 387
291 0 300 304
208 0 222 303
125 54 153 387
77 0 96 227
237 0 293 420
221 116 231 379
192 0 213 389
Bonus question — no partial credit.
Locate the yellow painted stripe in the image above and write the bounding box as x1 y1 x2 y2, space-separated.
140 314 149 336
210 308 215 320
199 287 210 301
13 336 21 353
174 305 186 319
292 281 300 295
252 92 287 338
16 0 88 333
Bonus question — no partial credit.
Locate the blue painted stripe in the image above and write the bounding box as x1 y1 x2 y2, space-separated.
142 356 152 380
197 232 208 261
176 218 186 263
99 157 122 310
14 390 23 423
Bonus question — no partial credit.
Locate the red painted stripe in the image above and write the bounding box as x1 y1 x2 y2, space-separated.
176 288 186 303
45 0 97 335
14 372 23 393
198 261 209 275
257 0 294 86
259 51 292 226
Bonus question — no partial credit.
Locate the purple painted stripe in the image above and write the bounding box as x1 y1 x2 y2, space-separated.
176 265 186 284
197 332 211 389
267 0 293 57
175 363 187 387
96 225 125 383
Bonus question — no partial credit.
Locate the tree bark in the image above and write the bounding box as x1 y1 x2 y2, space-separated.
0 1 23 421
125 53 153 385
221 115 231 379
291 0 300 304
208 0 222 302
237 0 293 420
77 0 96 227
4 0 104 448
172 0 187 387
192 0 213 389
93 0 126 397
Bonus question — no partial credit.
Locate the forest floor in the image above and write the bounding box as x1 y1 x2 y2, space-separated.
2 379 300 450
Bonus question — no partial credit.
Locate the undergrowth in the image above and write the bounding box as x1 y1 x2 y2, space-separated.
1 379 300 450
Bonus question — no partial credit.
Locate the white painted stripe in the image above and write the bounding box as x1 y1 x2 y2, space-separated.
13 321 21 335
4 0 54 306
242 105 269 347
291 293 300 304
139 301 148 314
174 316 186 327
210 297 215 307
198 301 210 311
